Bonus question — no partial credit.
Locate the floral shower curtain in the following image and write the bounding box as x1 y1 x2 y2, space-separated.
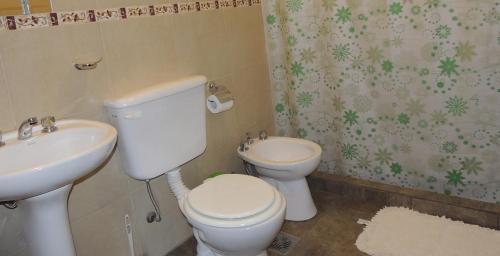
262 0 500 203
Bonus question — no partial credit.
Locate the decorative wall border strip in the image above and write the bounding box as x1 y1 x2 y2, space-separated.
0 0 260 32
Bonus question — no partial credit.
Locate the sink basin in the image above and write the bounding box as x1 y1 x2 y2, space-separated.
0 119 117 201
0 119 117 256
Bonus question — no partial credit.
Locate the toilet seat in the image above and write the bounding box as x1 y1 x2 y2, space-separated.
183 174 284 228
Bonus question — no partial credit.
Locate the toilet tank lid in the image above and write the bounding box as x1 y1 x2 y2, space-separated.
104 75 207 109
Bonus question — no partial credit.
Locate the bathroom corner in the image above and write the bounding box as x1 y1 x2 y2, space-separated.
0 2 273 256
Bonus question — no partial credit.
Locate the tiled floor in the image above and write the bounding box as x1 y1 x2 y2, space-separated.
167 190 384 256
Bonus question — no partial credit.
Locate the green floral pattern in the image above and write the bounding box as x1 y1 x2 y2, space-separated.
263 0 500 204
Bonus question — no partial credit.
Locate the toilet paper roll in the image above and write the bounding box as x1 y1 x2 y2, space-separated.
209 86 233 103
207 95 234 114
207 84 234 114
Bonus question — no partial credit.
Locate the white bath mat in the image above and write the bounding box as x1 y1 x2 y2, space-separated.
356 207 500 256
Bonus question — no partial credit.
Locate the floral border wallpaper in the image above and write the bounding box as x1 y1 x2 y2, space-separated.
0 0 260 31
263 0 500 203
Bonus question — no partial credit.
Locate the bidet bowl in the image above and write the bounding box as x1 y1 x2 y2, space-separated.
238 137 322 180
237 136 322 221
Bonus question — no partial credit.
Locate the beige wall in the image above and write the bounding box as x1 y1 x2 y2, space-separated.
0 2 273 256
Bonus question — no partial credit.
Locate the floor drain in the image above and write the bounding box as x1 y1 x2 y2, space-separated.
269 232 300 255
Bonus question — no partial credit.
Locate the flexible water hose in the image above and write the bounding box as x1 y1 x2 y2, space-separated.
1 201 17 209
166 168 190 202
243 161 259 177
145 180 162 222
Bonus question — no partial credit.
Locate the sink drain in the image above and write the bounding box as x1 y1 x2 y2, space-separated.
269 232 300 255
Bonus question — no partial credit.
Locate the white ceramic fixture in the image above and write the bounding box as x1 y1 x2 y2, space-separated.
238 137 322 221
0 119 117 256
105 76 286 256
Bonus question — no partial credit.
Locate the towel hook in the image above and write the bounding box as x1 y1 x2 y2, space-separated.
74 58 102 71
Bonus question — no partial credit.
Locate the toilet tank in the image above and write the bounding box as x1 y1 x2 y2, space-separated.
104 76 207 180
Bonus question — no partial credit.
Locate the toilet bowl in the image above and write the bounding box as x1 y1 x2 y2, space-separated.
238 137 322 221
104 76 286 256
179 174 286 256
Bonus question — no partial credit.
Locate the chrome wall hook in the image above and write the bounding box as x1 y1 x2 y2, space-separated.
74 58 102 70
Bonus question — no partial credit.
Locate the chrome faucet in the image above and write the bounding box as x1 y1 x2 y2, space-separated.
245 132 254 145
18 117 38 140
41 116 57 133
239 132 254 152
239 142 248 152
259 130 268 140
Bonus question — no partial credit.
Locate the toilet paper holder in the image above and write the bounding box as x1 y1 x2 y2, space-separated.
206 81 234 114
207 81 217 92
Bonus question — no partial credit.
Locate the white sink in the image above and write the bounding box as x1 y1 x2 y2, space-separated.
0 119 117 256
0 119 117 201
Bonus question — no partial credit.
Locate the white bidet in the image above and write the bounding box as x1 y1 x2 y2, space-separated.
238 137 322 221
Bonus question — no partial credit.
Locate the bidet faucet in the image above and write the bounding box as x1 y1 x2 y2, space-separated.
259 130 268 140
239 142 248 152
245 132 254 145
0 130 4 147
41 116 57 133
18 117 38 140
239 132 254 152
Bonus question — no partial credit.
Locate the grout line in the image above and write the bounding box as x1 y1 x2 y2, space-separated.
0 0 261 31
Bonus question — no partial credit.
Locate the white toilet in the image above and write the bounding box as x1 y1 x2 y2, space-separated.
104 76 285 256
238 137 322 221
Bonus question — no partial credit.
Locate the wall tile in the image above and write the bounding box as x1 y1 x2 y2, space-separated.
172 10 232 81
224 6 268 73
386 193 412 208
323 178 347 195
50 0 97 12
0 5 273 256
68 151 129 221
95 0 168 10
307 175 326 192
411 198 498 229
99 15 183 95
312 173 499 230
0 207 27 256
0 23 111 123
71 196 134 256
129 178 192 256
231 64 274 135
0 63 16 131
